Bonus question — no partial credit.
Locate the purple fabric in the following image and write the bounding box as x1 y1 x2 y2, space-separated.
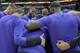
17 30 46 53
63 9 70 13
14 19 27 46
23 14 37 21
14 17 45 53
0 11 6 18
37 12 80 53
23 15 30 22
0 15 23 53
0 14 45 53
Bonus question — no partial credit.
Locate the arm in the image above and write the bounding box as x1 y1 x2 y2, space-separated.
56 35 80 51
15 35 42 47
27 16 49 31
27 20 41 31
14 24 42 47
56 15 80 51
14 16 48 47
68 36 80 48
68 14 80 48
69 16 80 48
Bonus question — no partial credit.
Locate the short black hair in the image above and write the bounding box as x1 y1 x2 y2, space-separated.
50 1 61 7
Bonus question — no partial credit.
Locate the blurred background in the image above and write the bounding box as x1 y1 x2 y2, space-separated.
0 0 79 14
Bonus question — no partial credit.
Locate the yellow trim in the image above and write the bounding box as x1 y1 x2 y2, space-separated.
1 2 50 5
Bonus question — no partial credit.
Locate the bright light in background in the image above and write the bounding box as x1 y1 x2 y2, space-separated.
61 0 72 1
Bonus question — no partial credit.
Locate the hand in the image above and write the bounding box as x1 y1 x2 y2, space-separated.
56 40 70 51
40 33 45 47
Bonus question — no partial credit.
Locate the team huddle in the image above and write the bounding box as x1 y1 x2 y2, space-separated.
0 1 80 53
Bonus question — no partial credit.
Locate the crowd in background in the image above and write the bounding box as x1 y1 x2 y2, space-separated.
0 1 80 53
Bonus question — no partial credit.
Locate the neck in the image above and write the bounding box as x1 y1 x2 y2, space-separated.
53 7 61 12
43 14 48 16
54 8 61 13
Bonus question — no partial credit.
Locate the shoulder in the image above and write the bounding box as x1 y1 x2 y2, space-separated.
69 10 80 16
1 15 11 20
24 14 29 17
48 13 61 18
